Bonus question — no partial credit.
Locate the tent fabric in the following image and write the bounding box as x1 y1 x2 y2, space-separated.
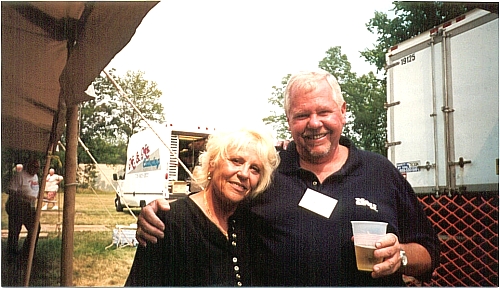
2 1 158 152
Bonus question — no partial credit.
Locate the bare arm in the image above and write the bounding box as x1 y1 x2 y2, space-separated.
136 198 170 246
371 234 432 279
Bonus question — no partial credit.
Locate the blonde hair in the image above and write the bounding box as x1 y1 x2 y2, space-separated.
192 127 279 197
284 69 344 116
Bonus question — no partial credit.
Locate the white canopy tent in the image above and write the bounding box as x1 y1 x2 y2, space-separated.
1 2 158 285
2 1 157 152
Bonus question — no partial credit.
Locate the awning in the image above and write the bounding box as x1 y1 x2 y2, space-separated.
1 1 159 152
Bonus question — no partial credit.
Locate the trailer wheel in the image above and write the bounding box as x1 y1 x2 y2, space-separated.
115 197 124 212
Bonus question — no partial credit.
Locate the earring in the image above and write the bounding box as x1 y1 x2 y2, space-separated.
207 171 211 180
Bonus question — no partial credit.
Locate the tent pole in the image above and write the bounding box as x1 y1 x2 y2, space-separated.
60 104 79 286
23 148 52 286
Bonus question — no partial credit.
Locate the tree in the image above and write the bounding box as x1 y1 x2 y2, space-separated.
262 74 291 140
341 72 386 154
79 69 165 164
318 46 357 85
263 47 386 155
263 47 360 141
319 47 386 155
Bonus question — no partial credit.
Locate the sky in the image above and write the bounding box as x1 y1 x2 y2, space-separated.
106 0 395 134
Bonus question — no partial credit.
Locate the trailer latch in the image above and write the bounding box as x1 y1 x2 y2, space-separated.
418 161 435 171
384 101 400 109
449 157 472 168
385 141 402 148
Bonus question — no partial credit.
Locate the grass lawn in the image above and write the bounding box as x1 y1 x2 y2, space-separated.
1 190 142 286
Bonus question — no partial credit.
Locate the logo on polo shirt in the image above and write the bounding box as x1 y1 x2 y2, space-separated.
355 197 378 212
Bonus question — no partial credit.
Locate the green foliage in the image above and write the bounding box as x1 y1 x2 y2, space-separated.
319 46 357 85
77 164 97 189
262 74 292 140
342 73 387 154
361 10 405 73
264 47 387 155
47 154 63 170
111 70 165 140
319 47 387 155
79 69 164 164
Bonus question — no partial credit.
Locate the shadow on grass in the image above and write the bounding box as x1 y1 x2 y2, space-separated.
2 236 61 287
2 231 137 286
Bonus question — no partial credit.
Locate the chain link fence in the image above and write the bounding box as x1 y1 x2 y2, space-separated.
412 193 498 286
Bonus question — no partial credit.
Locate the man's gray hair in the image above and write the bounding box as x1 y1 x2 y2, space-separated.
283 69 344 116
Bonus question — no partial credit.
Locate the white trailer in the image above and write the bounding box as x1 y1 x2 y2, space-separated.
114 123 213 211
385 8 499 194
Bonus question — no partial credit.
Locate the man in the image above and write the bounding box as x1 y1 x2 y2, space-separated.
136 70 440 286
6 158 41 262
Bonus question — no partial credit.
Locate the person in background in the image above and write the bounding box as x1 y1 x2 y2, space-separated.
6 158 41 263
15 164 23 173
136 69 440 286
125 127 279 286
42 168 63 210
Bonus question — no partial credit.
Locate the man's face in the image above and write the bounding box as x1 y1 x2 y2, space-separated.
287 79 346 163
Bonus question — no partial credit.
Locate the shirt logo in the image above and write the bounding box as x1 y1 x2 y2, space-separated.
355 197 378 212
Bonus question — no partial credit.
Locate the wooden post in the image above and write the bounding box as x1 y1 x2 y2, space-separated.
60 104 79 286
23 149 52 286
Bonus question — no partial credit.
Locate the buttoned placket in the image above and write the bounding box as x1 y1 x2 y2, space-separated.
229 219 243 286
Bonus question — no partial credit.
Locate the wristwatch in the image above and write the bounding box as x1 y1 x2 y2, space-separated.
400 249 408 268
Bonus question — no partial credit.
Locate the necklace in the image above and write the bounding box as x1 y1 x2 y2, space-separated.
203 191 229 239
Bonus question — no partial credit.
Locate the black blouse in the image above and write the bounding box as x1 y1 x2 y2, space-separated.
125 196 251 286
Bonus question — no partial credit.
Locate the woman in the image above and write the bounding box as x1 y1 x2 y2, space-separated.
43 168 63 210
125 127 279 286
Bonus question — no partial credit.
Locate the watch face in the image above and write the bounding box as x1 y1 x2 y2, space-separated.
400 250 408 266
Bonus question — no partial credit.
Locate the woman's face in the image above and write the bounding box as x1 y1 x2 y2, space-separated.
209 148 263 204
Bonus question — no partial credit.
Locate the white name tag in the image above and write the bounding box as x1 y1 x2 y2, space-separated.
298 188 338 218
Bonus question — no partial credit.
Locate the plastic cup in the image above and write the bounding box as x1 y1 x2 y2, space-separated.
351 221 388 271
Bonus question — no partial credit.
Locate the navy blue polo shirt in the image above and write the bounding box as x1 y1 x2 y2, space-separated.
243 137 440 286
